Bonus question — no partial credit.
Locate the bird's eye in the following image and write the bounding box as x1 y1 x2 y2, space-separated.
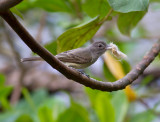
98 44 102 47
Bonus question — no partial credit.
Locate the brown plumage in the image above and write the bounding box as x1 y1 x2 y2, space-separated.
21 41 111 69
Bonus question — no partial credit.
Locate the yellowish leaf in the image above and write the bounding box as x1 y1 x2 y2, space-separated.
104 52 125 79
125 86 137 102
103 52 136 101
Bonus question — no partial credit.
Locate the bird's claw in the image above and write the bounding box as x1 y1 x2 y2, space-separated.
69 67 90 78
77 70 90 78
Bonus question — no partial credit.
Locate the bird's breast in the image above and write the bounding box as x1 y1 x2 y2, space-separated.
64 62 94 69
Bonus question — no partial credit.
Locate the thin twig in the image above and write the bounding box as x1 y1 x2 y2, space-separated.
36 12 47 43
99 8 113 24
0 10 160 91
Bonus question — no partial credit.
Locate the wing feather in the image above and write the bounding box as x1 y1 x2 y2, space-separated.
55 48 92 64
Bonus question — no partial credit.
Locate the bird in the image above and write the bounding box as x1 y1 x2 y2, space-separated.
21 41 111 69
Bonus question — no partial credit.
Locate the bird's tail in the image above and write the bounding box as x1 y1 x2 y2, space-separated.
21 57 43 62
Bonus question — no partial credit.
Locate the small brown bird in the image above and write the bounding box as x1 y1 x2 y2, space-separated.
21 41 111 69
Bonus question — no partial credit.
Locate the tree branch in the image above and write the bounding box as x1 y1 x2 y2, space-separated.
0 0 22 12
1 10 160 91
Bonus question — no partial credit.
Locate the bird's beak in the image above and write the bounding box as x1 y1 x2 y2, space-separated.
106 45 112 50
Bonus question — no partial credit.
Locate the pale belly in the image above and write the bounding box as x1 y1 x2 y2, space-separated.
64 62 94 69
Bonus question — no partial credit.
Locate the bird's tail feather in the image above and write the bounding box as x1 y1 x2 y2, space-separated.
21 57 43 62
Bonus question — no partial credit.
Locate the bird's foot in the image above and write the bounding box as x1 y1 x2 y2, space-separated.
77 69 90 78
69 67 90 78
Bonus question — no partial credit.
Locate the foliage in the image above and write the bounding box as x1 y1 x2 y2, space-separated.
108 0 149 13
82 0 111 18
57 16 101 53
0 0 160 122
117 11 146 36
0 74 12 110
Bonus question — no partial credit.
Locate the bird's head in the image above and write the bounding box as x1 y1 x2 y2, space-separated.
90 41 111 56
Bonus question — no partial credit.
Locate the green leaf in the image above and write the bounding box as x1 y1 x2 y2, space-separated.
0 74 5 86
95 93 115 122
22 88 36 111
38 106 54 122
11 8 24 19
112 91 128 122
46 95 68 120
82 0 111 18
16 0 74 13
85 87 101 107
130 110 155 122
117 11 146 35
32 89 68 120
14 89 68 121
0 98 11 110
121 60 131 74
57 102 90 122
57 16 101 53
16 114 33 122
0 87 12 98
15 0 34 11
108 0 149 13
0 74 12 110
45 41 57 55
34 0 73 13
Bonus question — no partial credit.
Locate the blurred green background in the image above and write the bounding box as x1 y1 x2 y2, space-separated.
0 0 160 122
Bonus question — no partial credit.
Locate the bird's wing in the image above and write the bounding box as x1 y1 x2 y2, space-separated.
55 48 92 64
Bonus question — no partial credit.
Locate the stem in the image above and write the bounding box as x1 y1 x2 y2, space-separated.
99 8 113 24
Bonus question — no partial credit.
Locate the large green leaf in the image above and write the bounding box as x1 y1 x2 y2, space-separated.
16 114 33 122
0 87 12 98
112 91 129 122
38 106 54 122
108 0 149 13
117 11 146 35
16 0 73 13
57 16 101 53
18 89 68 120
34 0 73 13
85 87 102 107
15 0 34 11
57 102 90 122
82 0 111 18
48 96 68 120
45 41 57 55
95 93 115 122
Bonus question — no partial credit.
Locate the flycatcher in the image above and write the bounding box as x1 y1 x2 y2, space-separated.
21 41 111 69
